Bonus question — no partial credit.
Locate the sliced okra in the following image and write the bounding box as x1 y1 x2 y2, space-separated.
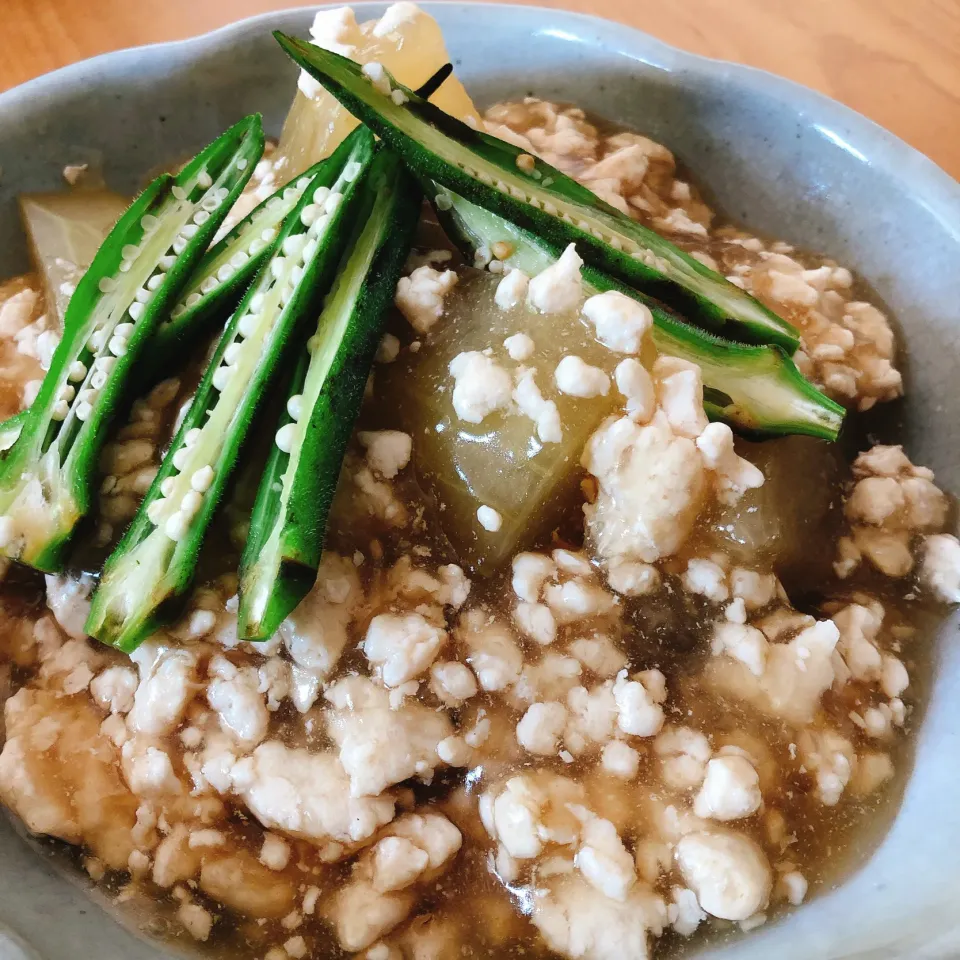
0 115 264 571
273 34 801 353
86 128 378 651
150 158 330 365
433 185 844 440
238 149 422 641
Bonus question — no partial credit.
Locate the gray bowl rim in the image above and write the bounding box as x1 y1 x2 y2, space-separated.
1 0 958 231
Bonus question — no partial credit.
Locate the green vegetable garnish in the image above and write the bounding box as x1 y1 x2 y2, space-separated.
433 186 844 440
238 149 422 640
274 33 800 352
86 128 378 651
0 116 264 571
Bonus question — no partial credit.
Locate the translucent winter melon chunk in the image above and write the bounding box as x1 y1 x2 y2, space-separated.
19 189 129 326
274 3 480 179
378 272 623 575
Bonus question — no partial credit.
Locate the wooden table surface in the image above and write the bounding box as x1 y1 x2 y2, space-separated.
3 0 959 179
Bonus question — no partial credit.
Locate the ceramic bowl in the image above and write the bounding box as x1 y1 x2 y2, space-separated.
1 4 958 958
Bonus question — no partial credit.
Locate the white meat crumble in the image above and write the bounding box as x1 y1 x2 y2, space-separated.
1 88 957 960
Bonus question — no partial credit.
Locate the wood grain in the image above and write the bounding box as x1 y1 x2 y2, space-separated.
2 0 959 178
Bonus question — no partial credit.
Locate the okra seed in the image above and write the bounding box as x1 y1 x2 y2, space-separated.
191 465 214 493
302 238 318 262
291 265 304 286
146 499 166 524
238 313 258 338
184 428 201 447
216 187 230 201
75 401 93 422
52 400 69 421
172 447 191 470
78 388 97 404
134 287 151 304
489 261 504 274
308 215 330 238
181 223 199 239
128 302 145 322
544 202 559 216
266 197 285 213
270 257 288 280
172 185 188 201
434 193 453 211
516 153 536 173
197 171 213 189
186 293 202 307
250 292 266 312
224 342 242 365
119 260 133 273
141 214 159 231
286 394 303 421
202 194 219 212
492 241 514 260
171 305 186 319
164 511 188 541
249 238 267 256
283 187 297 201
235 156 249 171
217 264 235 283
390 88 408 105
108 336 128 357
200 277 218 295
147 274 164 291
296 177 311 191
510 186 526 201
282 235 307 258
116 322 135 339
313 187 330 206
342 160 362 182
230 251 249 269
159 255 177 271
59 384 75 403
173 238 187 255
98 277 118 294
122 244 140 260
300 203 321 227
194 210 210 225
323 193 343 215
212 366 232 391
275 423 296 453
181 490 203 517
90 329 108 351
91 370 108 390
529 197 543 210
478 171 494 186
261 227 278 243
68 360 87 382
160 477 177 498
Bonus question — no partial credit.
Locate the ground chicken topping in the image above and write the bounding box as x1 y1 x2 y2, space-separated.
0 62 955 960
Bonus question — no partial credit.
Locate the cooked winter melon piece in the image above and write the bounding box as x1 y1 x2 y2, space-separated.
378 272 625 574
19 190 130 325
274 2 480 178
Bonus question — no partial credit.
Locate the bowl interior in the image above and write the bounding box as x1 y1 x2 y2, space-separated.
1 4 959 958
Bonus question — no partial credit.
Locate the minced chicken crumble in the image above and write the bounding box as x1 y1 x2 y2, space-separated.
0 89 957 960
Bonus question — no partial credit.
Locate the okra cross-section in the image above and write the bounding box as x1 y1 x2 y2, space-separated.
86 128 378 651
150 158 331 366
274 33 800 353
238 150 422 641
0 115 264 572
432 186 844 440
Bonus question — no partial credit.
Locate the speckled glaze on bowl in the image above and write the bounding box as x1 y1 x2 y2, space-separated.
0 5 958 959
